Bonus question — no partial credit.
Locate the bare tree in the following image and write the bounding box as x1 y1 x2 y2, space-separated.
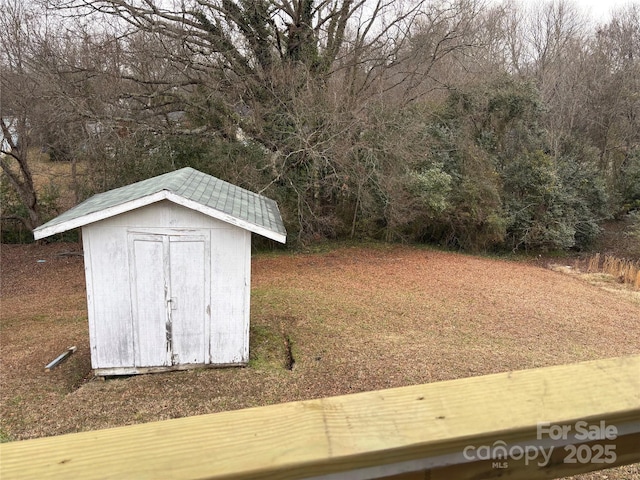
39 0 495 239
0 0 139 228
43 0 426 108
0 0 44 230
584 4 640 195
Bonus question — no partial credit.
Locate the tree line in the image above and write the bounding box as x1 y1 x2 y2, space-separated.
1 0 639 251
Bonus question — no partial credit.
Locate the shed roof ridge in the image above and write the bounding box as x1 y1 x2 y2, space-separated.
162 167 194 193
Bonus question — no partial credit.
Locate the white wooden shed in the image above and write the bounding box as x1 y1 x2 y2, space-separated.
33 167 286 376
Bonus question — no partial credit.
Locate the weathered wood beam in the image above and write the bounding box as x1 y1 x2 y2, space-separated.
2 355 639 480
44 346 77 372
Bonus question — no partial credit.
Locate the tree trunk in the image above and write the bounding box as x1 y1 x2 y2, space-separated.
0 118 42 231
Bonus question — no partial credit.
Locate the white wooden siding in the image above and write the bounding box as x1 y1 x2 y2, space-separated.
210 228 251 364
83 226 134 369
82 200 251 373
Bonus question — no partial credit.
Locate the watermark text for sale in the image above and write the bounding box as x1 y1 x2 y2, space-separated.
462 420 618 470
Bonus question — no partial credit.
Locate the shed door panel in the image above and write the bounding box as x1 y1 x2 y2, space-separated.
169 236 208 365
130 235 171 368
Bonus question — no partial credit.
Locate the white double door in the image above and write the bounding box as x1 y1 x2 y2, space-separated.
128 231 210 368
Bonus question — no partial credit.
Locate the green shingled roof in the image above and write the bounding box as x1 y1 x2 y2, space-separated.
33 168 286 242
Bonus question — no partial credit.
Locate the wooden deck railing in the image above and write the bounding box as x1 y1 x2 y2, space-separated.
1 355 639 479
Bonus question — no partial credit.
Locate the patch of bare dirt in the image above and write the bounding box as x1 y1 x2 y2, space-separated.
1 242 638 479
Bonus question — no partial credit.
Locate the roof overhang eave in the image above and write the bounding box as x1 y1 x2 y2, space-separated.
165 193 286 243
33 191 287 244
33 191 170 240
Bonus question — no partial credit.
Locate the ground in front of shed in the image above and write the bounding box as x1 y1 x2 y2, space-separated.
1 241 638 480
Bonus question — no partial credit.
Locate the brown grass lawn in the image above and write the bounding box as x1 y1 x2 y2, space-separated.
1 242 639 479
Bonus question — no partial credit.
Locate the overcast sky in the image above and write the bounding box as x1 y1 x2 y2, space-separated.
507 0 638 23
573 0 635 20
